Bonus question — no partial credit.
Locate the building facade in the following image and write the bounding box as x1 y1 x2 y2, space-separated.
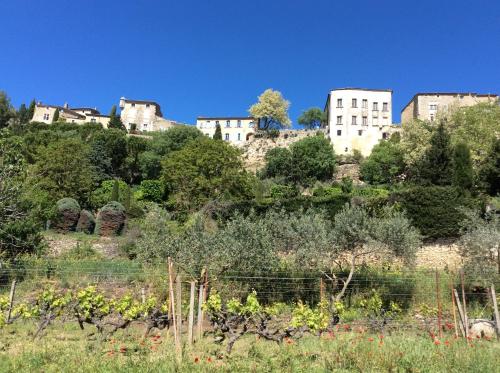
401 92 498 123
119 97 178 132
324 88 396 156
31 103 110 127
196 116 256 145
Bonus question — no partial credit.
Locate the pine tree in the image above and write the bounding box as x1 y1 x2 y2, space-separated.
111 179 120 202
52 108 60 123
417 121 453 185
27 99 36 121
123 185 131 211
479 139 500 195
452 142 474 190
108 105 126 131
213 123 222 140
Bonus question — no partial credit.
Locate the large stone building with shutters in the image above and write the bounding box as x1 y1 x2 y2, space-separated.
324 88 400 156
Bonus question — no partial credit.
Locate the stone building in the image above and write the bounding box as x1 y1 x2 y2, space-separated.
119 97 179 132
31 103 110 127
196 116 256 145
401 92 498 123
324 88 398 156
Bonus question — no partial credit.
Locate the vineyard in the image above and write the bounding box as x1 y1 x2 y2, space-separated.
0 259 499 372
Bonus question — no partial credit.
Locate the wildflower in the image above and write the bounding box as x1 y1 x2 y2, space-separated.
444 340 450 346
207 357 212 363
434 340 440 346
194 357 199 363
379 335 384 340
379 341 384 346
120 346 127 353
368 338 374 342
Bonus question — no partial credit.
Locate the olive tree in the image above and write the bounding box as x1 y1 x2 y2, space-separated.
324 205 421 301
249 89 291 130
459 209 500 284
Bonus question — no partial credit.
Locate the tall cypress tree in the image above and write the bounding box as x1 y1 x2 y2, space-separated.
27 99 36 121
108 105 126 131
52 108 60 123
479 139 500 196
111 179 120 202
452 142 474 190
17 103 28 124
418 121 453 185
213 123 222 140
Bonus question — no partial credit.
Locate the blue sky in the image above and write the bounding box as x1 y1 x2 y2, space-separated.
1 0 499 125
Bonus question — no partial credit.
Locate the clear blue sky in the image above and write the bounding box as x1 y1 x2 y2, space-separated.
1 0 499 125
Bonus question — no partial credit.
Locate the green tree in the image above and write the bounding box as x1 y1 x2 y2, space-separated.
17 104 29 124
213 123 222 140
297 107 326 129
149 125 203 156
89 129 128 177
452 142 474 191
27 99 36 121
325 205 421 301
0 91 16 128
161 137 255 213
478 139 500 196
111 179 120 201
289 135 336 185
27 138 96 207
360 137 405 184
108 105 126 131
249 89 291 130
124 135 149 184
400 119 434 168
415 121 453 185
0 137 44 261
52 108 60 123
261 147 292 179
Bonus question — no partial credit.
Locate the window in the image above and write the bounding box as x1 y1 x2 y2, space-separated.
237 120 241 128
146 104 150 108
143 123 147 127
337 130 342 136
358 130 363 136
382 102 388 112
226 120 230 128
43 113 50 120
373 102 378 111
362 116 368 125
91 118 96 123
225 133 229 141
237 133 241 141
382 132 388 139
337 98 343 108
430 114 435 122
249 121 254 128
429 104 438 110
336 116 342 125
352 116 357 125
362 99 368 109
131 103 136 107
352 98 357 108
216 120 220 126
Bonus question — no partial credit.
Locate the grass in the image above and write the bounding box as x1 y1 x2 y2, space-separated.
0 321 498 372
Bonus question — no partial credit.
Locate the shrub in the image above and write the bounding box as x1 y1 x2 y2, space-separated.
270 184 299 199
90 179 129 210
137 180 164 203
313 186 343 198
394 186 478 239
95 202 126 236
53 198 81 232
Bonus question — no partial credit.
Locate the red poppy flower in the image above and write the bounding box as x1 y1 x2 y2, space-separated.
434 340 440 345
368 338 374 342
207 357 212 363
194 357 199 363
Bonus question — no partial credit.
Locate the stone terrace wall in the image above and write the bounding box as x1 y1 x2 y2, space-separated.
240 129 328 172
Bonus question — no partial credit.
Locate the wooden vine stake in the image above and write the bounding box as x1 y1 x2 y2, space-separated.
176 274 182 339
6 279 17 323
460 270 469 339
450 277 458 338
188 281 196 345
490 285 500 339
435 270 442 338
196 284 204 341
167 258 180 353
453 289 466 338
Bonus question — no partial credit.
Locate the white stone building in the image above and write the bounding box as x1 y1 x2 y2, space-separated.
31 103 110 127
324 88 396 156
119 97 179 132
196 116 256 145
401 92 498 123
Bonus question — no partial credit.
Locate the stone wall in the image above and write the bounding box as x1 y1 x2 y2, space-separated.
240 129 327 172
